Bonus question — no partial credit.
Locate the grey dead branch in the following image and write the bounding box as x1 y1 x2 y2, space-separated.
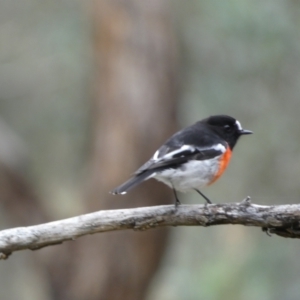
0 197 300 259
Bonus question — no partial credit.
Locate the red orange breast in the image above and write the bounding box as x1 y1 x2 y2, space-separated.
209 147 232 185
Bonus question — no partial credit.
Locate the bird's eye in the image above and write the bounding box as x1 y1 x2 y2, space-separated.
223 124 232 132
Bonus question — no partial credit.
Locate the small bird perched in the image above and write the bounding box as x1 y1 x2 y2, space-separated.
111 115 252 207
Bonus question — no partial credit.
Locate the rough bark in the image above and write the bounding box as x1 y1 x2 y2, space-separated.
1 199 300 259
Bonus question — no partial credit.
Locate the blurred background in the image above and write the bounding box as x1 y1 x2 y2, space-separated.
1 0 300 299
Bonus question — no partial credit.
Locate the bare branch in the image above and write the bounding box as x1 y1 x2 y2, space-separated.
1 198 300 259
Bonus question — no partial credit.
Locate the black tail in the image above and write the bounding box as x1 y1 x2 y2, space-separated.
110 170 154 195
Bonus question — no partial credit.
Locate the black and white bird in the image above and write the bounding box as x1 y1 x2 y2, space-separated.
111 115 252 206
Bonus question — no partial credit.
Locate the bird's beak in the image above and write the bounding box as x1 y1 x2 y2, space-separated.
240 129 253 135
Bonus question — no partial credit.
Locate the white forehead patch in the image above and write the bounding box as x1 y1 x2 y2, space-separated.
235 120 242 131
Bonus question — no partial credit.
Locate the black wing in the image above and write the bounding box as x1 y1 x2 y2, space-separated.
135 144 226 175
110 144 225 195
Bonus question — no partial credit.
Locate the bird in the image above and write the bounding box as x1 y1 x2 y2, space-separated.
110 115 252 207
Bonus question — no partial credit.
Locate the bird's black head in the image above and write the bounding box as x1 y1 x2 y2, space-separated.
203 115 252 149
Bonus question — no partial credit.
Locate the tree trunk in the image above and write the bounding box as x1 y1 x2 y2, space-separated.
65 1 179 299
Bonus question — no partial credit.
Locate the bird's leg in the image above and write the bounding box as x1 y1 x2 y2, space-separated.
194 189 212 204
171 182 181 208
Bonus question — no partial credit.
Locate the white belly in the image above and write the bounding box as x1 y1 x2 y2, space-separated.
153 157 220 192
